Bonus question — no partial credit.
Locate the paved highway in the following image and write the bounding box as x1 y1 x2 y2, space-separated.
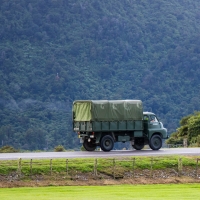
0 148 200 160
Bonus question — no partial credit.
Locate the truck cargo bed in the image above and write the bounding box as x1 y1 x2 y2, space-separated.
73 120 143 132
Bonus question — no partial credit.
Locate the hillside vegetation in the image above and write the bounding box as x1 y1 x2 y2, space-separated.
1 0 200 150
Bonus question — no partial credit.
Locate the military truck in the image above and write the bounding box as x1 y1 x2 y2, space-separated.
72 100 168 152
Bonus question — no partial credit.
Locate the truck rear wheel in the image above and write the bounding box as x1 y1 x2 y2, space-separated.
83 139 96 151
100 135 114 152
132 138 144 150
149 135 162 150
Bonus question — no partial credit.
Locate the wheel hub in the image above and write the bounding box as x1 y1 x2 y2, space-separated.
154 139 159 146
105 140 110 146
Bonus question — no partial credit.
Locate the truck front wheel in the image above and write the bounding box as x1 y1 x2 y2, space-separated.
83 139 96 151
100 135 114 152
149 135 162 150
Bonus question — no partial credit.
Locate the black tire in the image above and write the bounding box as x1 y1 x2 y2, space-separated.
149 135 162 150
132 138 144 150
100 135 114 152
83 139 96 151
132 143 145 150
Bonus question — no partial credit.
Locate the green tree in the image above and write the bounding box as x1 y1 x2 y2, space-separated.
167 112 200 147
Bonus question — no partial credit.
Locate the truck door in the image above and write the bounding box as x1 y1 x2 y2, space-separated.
143 114 161 135
149 115 160 129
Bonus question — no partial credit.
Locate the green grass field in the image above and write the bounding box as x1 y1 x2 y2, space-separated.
0 184 200 200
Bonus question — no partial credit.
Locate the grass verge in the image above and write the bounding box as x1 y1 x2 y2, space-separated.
0 155 199 176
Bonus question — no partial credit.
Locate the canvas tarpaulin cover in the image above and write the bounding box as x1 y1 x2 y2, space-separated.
73 101 92 121
73 100 143 121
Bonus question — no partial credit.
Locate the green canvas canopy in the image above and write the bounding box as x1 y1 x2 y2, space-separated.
73 101 92 121
73 100 143 122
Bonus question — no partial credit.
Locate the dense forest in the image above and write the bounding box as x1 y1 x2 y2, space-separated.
1 0 200 150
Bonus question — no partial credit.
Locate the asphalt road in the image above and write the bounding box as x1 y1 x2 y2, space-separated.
0 148 200 160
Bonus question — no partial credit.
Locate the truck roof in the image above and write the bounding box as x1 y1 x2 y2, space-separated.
143 112 155 115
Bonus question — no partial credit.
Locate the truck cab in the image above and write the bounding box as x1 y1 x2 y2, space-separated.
142 112 168 150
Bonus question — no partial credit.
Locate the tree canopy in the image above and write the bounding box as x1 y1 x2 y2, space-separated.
166 112 200 147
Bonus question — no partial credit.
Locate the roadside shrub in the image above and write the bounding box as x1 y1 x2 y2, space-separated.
80 145 86 151
0 145 19 153
197 135 200 147
54 145 66 152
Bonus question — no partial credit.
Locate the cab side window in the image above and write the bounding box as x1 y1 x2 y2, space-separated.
150 115 158 122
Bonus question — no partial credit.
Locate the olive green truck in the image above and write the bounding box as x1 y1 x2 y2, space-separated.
72 100 168 152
